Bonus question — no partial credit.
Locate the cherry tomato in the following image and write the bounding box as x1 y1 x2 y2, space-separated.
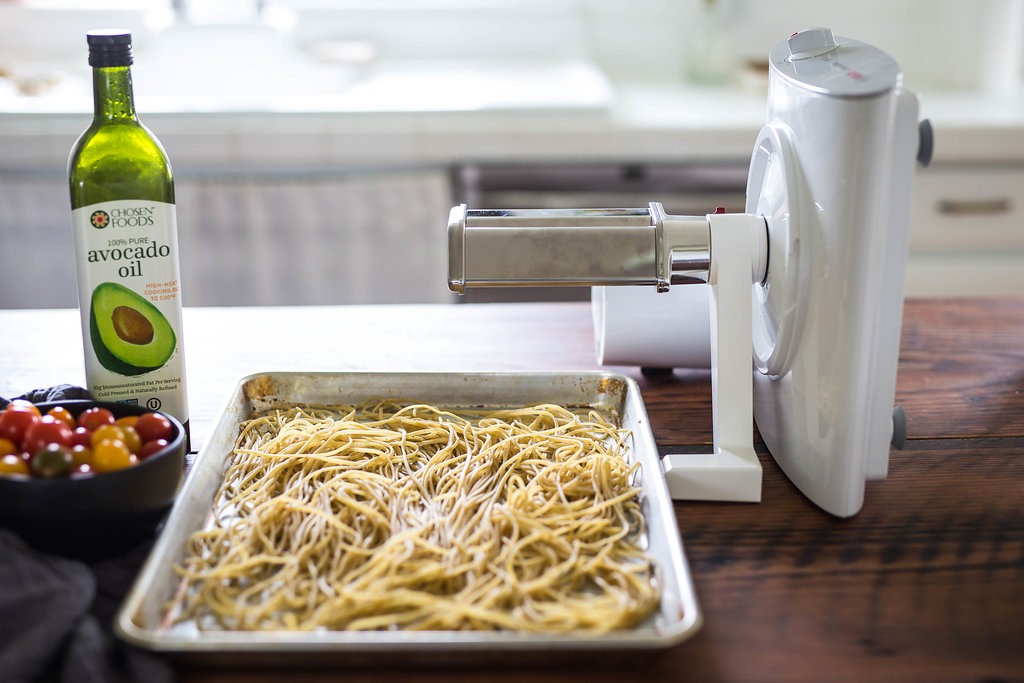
31 443 73 478
70 426 93 448
90 424 125 448
46 406 77 431
138 438 170 460
116 415 139 429
92 439 135 473
0 437 17 458
72 462 95 478
70 444 94 469
0 406 40 446
78 406 115 431
120 425 142 454
9 399 41 416
22 415 73 455
0 453 30 477
135 412 173 443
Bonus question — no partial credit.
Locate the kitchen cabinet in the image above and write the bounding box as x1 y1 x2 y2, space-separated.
910 167 1024 251
905 164 1024 296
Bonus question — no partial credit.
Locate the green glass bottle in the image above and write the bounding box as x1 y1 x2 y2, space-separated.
69 29 189 442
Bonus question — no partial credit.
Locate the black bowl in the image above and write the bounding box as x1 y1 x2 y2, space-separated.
0 400 186 560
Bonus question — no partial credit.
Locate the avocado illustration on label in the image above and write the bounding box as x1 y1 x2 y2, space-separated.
89 282 176 376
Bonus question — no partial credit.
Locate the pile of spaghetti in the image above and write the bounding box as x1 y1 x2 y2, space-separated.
170 400 659 633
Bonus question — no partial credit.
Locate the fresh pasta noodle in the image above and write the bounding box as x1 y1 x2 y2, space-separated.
169 399 660 633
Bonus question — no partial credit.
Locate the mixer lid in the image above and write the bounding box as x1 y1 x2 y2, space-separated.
770 28 901 97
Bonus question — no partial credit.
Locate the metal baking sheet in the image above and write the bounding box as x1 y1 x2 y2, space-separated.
115 371 702 661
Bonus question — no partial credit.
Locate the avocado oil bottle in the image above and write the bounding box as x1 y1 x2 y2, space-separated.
69 29 189 444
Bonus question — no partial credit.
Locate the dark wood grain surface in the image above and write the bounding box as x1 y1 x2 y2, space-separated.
1 299 1021 683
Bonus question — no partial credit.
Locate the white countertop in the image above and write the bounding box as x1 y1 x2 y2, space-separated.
3 78 1024 172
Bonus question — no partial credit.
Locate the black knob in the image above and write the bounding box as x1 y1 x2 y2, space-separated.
917 120 934 167
891 406 907 450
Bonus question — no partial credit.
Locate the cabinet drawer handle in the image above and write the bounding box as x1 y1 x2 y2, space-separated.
937 198 1012 215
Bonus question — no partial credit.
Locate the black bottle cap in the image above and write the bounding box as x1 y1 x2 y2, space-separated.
87 29 133 67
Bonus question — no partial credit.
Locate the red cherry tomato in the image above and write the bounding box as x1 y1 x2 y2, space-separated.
22 415 74 455
0 406 40 446
138 438 170 460
9 399 41 416
78 406 116 431
70 426 93 448
135 412 173 443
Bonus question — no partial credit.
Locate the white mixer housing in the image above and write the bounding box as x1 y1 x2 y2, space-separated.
747 28 920 517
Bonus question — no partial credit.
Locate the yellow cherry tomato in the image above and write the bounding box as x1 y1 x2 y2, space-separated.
120 425 142 455
46 406 77 431
0 453 31 477
90 424 125 449
0 437 17 458
92 439 136 473
116 415 139 429
70 444 94 469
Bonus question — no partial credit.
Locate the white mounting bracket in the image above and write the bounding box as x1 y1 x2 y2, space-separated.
661 213 766 503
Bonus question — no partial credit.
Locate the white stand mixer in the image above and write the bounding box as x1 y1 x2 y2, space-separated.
447 28 931 517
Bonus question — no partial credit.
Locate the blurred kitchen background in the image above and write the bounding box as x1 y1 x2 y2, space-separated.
1 0 1022 307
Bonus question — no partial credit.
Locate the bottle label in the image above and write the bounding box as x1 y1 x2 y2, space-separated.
71 199 188 426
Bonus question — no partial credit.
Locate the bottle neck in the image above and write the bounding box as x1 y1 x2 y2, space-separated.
92 66 138 122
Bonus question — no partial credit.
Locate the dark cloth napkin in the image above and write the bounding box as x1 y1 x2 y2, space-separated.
0 385 95 411
0 530 174 683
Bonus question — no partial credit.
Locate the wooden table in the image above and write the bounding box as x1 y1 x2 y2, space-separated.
1 299 1022 683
